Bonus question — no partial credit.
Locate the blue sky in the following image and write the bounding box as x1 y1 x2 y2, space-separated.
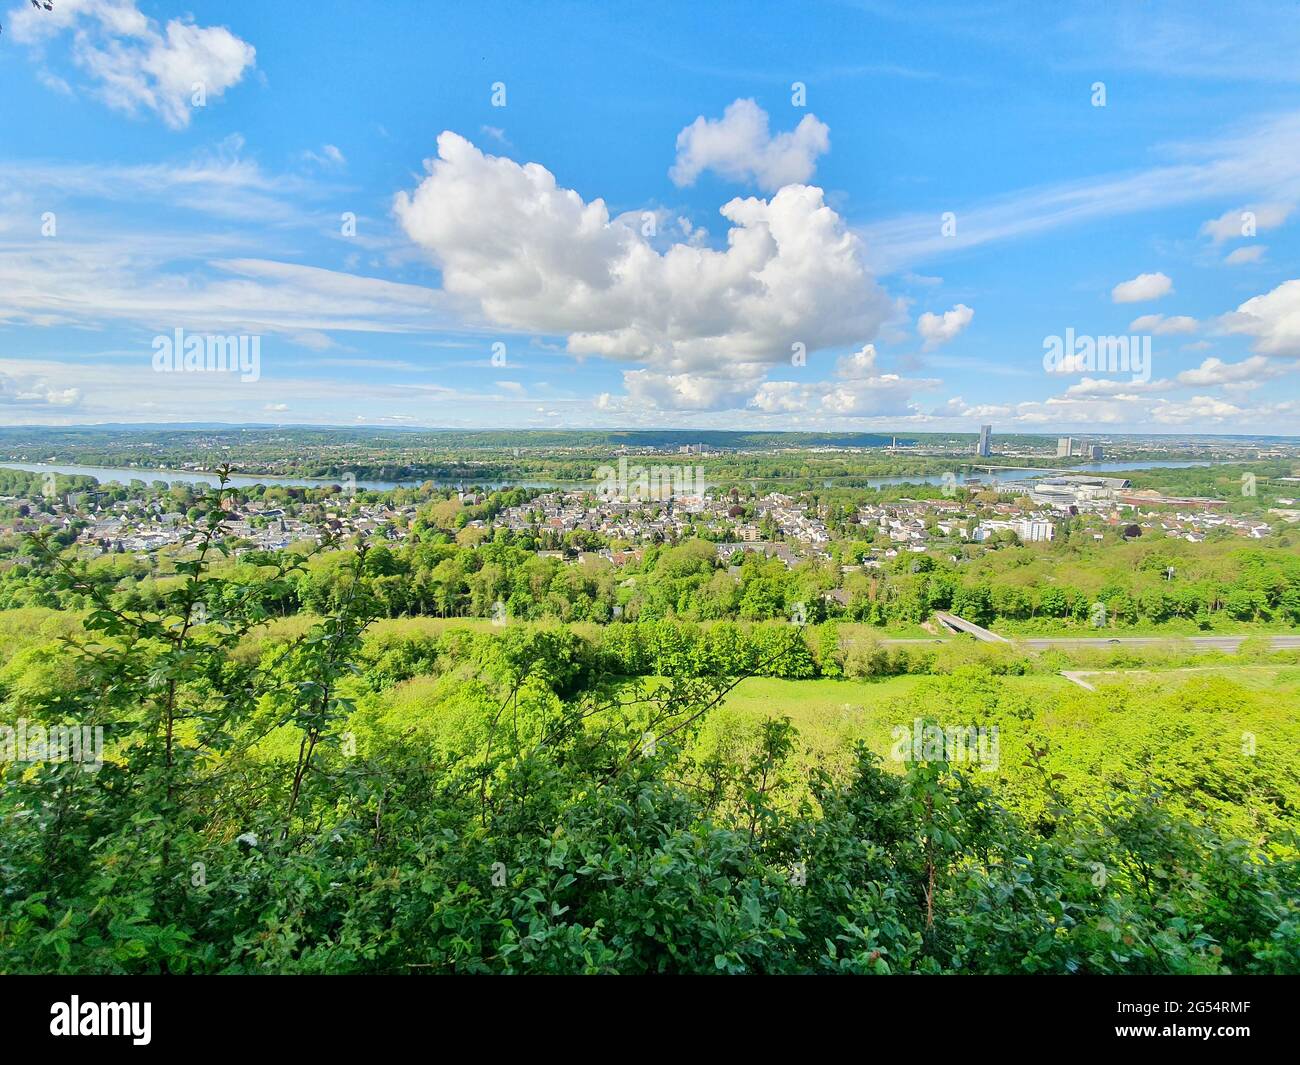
1 0 1298 434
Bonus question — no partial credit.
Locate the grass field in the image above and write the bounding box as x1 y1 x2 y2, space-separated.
347 661 1298 845
705 667 1300 753
1073 664 1300 691
694 669 1300 843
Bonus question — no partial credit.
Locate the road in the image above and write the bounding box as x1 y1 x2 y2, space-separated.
1020 635 1300 650
879 633 1300 650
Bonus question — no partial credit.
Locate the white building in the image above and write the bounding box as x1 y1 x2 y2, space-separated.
973 518 1055 543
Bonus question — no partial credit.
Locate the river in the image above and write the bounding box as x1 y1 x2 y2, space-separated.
0 462 562 492
0 458 1219 494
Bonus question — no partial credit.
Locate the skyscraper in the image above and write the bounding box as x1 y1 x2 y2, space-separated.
976 424 992 457
1057 437 1074 457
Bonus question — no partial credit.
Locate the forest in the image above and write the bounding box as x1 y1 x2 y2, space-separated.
4 512 1297 632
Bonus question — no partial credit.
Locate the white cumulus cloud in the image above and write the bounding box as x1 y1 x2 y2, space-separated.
8 0 256 130
1111 272 1173 303
394 132 892 407
1150 395 1245 424
623 370 752 412
0 370 81 408
669 98 830 193
1200 203 1292 243
1175 354 1285 389
1128 313 1198 334
916 303 974 349
750 344 937 418
1221 278 1300 357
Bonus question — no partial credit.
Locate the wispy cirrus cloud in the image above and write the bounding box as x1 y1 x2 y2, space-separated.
847 1 1300 85
0 243 468 336
0 135 331 227
1225 245 1267 265
860 111 1300 271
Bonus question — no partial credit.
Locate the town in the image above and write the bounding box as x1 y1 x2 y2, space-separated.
1 452 1285 571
